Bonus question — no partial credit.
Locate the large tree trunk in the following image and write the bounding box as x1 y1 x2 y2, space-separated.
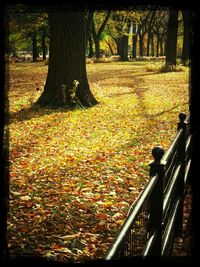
165 9 178 66
181 10 190 65
37 12 98 108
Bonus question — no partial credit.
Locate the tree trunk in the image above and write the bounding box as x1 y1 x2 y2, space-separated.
119 35 129 61
132 34 137 59
88 35 94 58
160 39 164 56
105 40 114 55
32 32 37 62
147 11 156 57
85 10 94 48
151 35 154 56
139 32 144 57
146 31 151 56
156 35 159 57
116 38 121 55
42 29 47 61
132 33 137 59
132 23 137 59
91 11 111 59
37 12 98 108
91 20 101 58
181 10 190 65
165 9 178 66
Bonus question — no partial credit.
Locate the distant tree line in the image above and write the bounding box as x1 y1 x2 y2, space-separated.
7 7 191 66
5 5 192 109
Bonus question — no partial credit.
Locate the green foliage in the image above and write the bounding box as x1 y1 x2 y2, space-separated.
7 12 48 55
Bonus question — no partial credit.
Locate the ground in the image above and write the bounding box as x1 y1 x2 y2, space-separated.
6 61 190 262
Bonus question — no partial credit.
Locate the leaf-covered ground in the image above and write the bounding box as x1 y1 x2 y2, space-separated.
7 61 189 262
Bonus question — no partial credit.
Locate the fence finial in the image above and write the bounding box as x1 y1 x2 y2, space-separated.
179 112 186 122
178 112 187 130
152 146 165 163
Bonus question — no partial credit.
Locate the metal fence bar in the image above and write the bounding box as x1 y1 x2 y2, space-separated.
148 146 165 256
105 174 158 260
175 113 187 237
104 112 192 259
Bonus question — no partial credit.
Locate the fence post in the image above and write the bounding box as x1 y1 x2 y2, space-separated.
176 112 187 236
148 146 165 256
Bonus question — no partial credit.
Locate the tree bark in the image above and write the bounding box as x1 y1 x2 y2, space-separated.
146 31 151 57
139 33 144 57
120 35 129 61
181 10 190 65
85 10 94 48
42 29 47 61
37 12 98 108
32 32 38 62
105 40 114 55
92 21 101 58
116 36 128 61
151 35 155 56
132 23 138 59
165 9 178 66
156 35 159 57
160 39 164 56
146 11 156 57
88 35 94 58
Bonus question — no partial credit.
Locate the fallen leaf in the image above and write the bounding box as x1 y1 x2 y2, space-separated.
19 195 31 201
96 212 108 220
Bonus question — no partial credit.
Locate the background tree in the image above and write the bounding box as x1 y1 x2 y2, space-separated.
108 11 135 61
85 10 94 51
146 10 156 57
131 22 138 59
8 12 48 61
152 10 168 57
137 11 151 57
88 35 94 58
165 9 178 67
91 11 111 59
37 11 98 108
181 9 191 65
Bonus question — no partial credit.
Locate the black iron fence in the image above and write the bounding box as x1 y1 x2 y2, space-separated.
105 112 192 259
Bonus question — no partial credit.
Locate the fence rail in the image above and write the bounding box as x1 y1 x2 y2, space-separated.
105 112 192 259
